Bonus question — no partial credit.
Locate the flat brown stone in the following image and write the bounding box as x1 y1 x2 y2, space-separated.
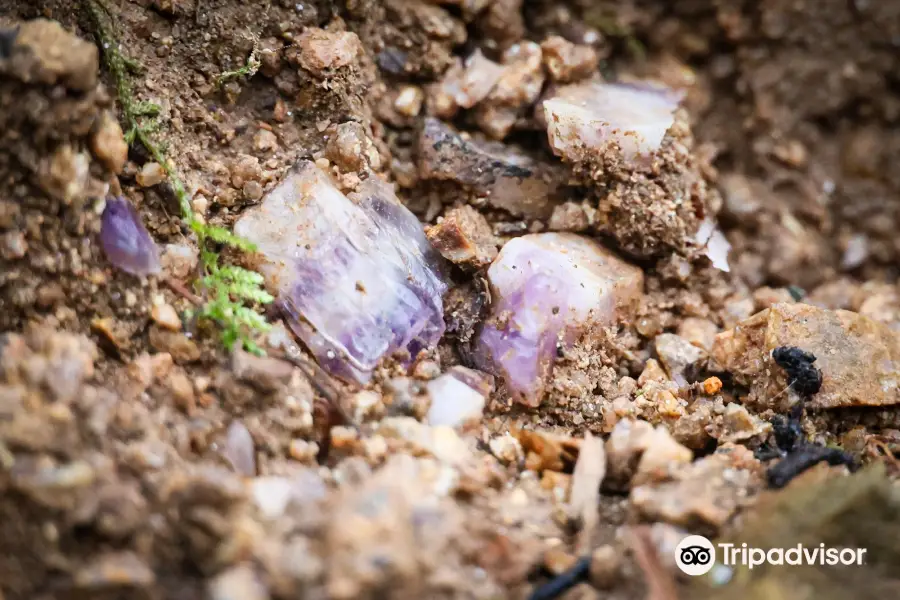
712 302 900 409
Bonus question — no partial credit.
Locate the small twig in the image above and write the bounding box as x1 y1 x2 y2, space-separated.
165 277 203 306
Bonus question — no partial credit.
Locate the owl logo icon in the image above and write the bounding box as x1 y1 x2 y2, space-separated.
675 535 716 576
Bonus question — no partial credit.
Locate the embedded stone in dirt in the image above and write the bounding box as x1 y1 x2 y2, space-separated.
234 162 447 383
0 19 98 91
429 49 504 116
712 303 900 410
425 366 494 428
630 444 762 531
476 233 644 406
417 117 565 219
99 197 161 277
425 205 498 268
543 81 681 167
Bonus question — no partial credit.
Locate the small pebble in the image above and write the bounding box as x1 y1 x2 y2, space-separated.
222 421 256 477
589 545 621 589
151 303 182 331
136 162 167 187
394 85 424 117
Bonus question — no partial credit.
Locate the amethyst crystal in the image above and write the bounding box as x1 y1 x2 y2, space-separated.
477 233 644 406
234 162 448 383
100 196 161 276
543 81 682 167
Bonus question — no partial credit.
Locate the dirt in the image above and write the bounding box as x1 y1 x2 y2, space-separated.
1 1 899 600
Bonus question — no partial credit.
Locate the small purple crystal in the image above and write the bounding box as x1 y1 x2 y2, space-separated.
100 197 161 276
234 162 448 383
476 233 644 406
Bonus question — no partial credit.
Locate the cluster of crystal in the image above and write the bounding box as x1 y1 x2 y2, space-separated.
543 81 682 166
234 162 448 383
476 233 644 406
100 197 161 277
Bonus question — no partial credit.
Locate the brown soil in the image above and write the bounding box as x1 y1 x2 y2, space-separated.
1 1 899 600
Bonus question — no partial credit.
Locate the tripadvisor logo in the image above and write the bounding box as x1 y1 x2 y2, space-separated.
675 535 868 576
675 535 716 576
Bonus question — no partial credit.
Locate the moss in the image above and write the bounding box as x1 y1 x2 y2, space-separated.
84 0 273 354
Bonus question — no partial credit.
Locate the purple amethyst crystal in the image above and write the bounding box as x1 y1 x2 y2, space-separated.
234 162 448 383
100 196 161 276
476 233 644 406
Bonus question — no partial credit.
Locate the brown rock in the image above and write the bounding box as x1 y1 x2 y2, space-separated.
148 326 201 363
167 368 196 414
136 162 166 187
630 444 762 531
0 19 98 91
474 42 545 139
712 303 900 409
427 50 504 118
589 545 621 589
654 333 705 387
230 349 294 393
676 317 719 352
73 552 155 589
418 117 565 219
632 427 693 486
540 36 599 83
296 29 362 75
90 113 129 174
325 122 379 172
150 302 181 331
426 205 498 268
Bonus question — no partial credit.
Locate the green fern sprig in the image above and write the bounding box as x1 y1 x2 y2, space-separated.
86 0 273 355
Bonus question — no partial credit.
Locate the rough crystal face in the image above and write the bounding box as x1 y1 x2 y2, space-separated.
99 197 161 277
476 233 644 406
234 162 448 383
543 81 682 166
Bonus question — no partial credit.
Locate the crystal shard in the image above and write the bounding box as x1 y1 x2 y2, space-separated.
476 233 644 406
543 81 681 166
234 162 447 382
100 196 161 277
426 366 494 428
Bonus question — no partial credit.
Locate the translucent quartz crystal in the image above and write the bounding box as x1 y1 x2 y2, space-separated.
695 218 731 272
426 366 494 428
100 197 161 277
234 162 447 382
476 233 644 406
543 81 682 166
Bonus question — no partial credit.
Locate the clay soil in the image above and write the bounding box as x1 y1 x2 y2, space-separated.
1 1 899 600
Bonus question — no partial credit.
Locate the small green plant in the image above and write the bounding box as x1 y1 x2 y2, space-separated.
215 37 262 88
85 0 273 354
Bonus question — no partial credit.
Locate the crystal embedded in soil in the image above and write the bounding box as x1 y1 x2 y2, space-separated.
476 233 644 406
100 196 161 277
234 162 448 383
543 81 682 166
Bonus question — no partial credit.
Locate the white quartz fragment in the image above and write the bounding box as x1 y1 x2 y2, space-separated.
543 81 682 166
